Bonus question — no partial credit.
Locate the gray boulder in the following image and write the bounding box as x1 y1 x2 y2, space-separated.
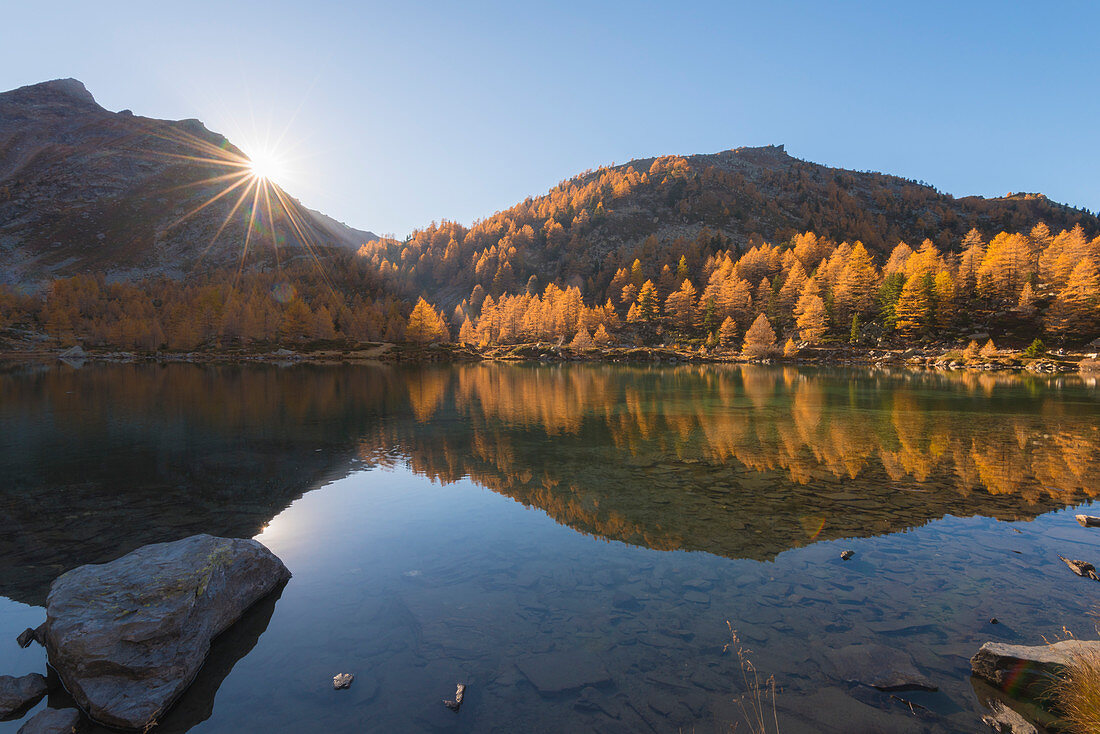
0 673 48 719
17 708 85 734
42 534 290 731
971 639 1100 700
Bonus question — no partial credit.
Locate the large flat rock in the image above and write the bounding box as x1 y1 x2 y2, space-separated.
516 650 612 694
0 673 48 719
17 707 85 734
971 639 1100 701
43 534 290 731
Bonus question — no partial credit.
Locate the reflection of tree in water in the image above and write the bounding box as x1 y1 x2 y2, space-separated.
358 363 1100 559
1 362 1097 602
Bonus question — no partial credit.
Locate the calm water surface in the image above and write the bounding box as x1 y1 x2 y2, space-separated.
1 362 1099 732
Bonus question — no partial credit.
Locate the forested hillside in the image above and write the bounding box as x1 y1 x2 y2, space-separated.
358 145 1097 309
2 123 1099 354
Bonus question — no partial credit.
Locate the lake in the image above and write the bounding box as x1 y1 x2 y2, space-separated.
1 361 1098 732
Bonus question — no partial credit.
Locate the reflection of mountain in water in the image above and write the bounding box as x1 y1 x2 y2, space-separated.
2 362 1097 604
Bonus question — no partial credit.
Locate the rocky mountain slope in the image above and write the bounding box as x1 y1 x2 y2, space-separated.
0 79 376 286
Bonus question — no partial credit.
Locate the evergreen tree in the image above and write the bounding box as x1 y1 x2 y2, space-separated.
878 272 906 330
636 280 660 322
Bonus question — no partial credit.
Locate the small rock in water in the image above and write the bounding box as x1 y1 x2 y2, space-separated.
980 700 1039 734
0 673 49 718
1076 514 1100 528
16 707 85 734
1059 555 1100 580
15 628 38 649
443 682 466 712
841 550 855 561
333 673 354 690
989 617 999 625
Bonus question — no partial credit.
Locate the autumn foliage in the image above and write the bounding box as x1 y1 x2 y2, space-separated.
2 222 1099 353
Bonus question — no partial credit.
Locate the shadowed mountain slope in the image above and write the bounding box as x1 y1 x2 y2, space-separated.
0 79 376 286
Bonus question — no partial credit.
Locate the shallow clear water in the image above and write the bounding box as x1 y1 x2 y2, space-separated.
1 362 1098 732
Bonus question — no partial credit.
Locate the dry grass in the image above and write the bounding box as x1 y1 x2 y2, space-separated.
1054 639 1100 733
725 621 780 734
1079 357 1100 374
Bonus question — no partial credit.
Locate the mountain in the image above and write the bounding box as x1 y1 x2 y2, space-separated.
359 144 1099 306
0 79 377 286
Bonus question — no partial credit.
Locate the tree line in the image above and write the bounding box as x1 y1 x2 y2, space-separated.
0 224 1096 353
451 224 1100 352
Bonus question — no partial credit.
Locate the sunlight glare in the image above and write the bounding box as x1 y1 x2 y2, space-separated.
246 149 288 185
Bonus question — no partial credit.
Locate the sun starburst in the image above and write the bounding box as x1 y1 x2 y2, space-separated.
134 122 331 284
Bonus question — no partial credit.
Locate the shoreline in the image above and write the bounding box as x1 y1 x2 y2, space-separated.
0 340 1093 374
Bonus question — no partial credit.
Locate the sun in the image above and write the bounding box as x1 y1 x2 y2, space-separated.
153 124 325 273
247 150 287 184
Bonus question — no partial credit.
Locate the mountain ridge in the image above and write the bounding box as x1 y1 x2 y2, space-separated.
0 79 377 286
359 142 1099 307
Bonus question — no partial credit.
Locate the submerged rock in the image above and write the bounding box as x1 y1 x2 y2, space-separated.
831 643 937 692
0 673 48 719
970 639 1100 700
17 707 85 734
42 534 290 731
516 650 612 694
980 700 1039 734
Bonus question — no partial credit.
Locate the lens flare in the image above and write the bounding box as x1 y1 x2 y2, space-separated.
137 122 332 286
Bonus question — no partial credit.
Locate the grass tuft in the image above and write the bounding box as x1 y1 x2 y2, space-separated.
1055 640 1100 733
725 621 780 733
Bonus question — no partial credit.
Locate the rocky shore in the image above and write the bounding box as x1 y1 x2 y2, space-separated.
0 336 1096 375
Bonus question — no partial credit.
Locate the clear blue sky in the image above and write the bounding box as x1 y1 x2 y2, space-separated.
2 0 1098 236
